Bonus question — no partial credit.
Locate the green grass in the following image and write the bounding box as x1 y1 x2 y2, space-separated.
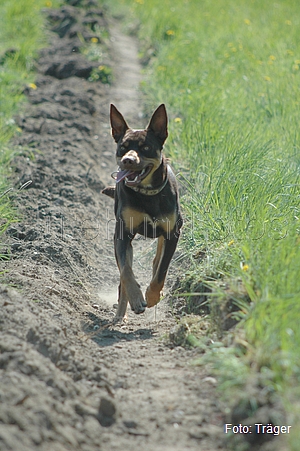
110 0 300 446
0 0 61 235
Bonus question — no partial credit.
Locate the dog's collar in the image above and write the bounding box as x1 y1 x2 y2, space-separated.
125 165 171 195
110 165 171 196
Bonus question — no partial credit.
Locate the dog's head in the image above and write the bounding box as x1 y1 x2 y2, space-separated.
110 104 168 187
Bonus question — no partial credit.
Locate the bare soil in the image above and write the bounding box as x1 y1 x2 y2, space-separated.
0 3 227 450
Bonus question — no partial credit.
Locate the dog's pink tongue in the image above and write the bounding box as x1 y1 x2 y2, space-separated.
116 169 132 183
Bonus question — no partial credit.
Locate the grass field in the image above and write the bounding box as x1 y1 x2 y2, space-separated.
0 0 59 238
111 0 300 446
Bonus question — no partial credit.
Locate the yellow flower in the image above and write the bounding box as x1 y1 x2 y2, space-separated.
286 49 294 56
174 117 182 123
135 0 144 3
285 19 292 25
240 262 249 271
268 55 276 65
264 76 271 82
91 37 98 43
166 29 175 36
28 83 37 90
45 0 52 6
228 240 234 246
244 19 251 25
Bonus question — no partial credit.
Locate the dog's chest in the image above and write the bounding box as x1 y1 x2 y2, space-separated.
121 207 177 236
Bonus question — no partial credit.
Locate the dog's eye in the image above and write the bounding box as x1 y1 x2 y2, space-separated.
120 146 126 152
143 146 150 151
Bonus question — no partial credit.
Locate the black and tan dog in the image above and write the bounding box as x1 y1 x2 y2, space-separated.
102 104 182 322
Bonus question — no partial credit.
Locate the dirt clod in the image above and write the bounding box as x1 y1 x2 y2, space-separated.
97 398 117 427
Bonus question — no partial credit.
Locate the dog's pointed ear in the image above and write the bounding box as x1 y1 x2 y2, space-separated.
147 104 168 144
110 104 129 142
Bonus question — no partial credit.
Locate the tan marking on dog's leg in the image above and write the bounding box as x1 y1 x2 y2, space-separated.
152 235 165 278
145 236 165 307
146 233 179 308
145 280 164 308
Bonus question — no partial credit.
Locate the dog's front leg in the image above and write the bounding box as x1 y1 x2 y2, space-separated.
146 232 180 308
114 221 146 322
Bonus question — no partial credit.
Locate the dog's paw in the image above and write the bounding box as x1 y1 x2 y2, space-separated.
112 313 128 325
128 285 146 314
132 301 146 314
114 296 128 322
145 286 161 308
130 296 146 314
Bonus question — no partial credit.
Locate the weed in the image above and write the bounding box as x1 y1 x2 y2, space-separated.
88 65 113 84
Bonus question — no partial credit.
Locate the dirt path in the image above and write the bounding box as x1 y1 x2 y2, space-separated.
0 3 224 451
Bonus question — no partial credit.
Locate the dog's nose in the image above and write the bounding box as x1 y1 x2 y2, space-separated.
121 155 135 165
121 150 140 167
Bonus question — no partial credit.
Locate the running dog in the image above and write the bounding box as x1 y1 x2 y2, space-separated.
102 104 182 322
